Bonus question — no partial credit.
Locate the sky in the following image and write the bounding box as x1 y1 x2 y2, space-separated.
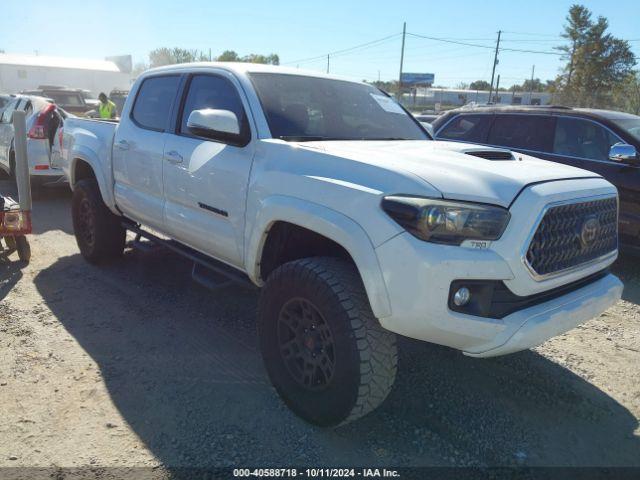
2 0 639 88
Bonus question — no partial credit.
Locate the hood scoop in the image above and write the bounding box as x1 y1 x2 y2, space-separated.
464 149 515 161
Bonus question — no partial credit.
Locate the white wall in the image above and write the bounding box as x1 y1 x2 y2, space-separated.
0 64 132 96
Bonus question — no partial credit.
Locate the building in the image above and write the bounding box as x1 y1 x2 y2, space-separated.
0 53 133 96
403 87 553 109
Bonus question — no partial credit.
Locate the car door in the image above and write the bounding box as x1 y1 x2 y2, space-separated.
551 116 640 243
0 98 19 170
162 71 255 268
112 74 181 232
485 114 558 162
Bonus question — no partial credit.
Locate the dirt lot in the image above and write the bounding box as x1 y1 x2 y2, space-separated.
1 179 639 471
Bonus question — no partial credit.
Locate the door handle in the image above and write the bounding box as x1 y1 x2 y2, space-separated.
115 139 130 151
165 150 183 164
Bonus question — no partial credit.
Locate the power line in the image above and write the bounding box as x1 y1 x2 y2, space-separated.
282 33 401 66
407 32 564 56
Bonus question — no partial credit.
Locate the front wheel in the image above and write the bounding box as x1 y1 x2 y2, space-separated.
258 257 398 427
72 178 125 264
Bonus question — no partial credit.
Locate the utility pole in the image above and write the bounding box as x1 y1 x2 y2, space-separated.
529 65 535 104
327 54 330 74
397 22 406 101
488 30 501 104
495 74 500 103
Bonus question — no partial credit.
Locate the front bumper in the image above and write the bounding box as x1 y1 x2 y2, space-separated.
463 272 622 357
373 178 622 357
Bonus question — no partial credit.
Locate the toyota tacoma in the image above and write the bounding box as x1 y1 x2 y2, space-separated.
60 63 623 426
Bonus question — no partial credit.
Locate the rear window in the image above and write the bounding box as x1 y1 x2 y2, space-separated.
437 114 493 143
131 75 180 131
487 115 554 152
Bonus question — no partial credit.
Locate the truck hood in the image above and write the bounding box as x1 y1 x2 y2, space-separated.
300 140 600 207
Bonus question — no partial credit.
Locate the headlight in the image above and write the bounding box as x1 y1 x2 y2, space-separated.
381 196 510 245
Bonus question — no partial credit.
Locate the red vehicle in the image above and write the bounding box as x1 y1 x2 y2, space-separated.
0 195 31 262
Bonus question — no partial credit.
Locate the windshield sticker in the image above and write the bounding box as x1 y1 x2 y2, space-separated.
370 93 406 115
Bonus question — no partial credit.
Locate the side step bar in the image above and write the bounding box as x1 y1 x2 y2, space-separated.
123 222 255 291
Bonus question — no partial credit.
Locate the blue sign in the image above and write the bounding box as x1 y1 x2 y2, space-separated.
401 73 435 85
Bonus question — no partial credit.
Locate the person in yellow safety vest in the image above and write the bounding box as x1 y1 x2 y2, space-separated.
98 93 117 119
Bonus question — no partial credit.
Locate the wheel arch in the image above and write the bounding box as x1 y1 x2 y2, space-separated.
69 147 117 214
246 195 392 319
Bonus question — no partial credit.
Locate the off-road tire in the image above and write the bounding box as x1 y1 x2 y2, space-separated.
258 257 397 427
72 178 125 264
15 236 31 263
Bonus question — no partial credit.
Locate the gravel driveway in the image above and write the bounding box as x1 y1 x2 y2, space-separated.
1 180 639 472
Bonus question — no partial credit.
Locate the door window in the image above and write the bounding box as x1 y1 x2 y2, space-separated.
553 117 622 161
437 114 493 143
487 115 554 152
131 75 180 131
179 74 248 138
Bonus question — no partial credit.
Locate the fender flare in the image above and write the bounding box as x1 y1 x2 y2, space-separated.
69 145 118 214
245 195 392 319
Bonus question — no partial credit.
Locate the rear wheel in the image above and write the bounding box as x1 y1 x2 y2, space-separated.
72 178 125 264
258 257 398 427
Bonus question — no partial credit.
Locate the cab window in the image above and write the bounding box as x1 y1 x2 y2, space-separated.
437 114 493 143
131 75 180 131
178 74 249 140
553 117 621 161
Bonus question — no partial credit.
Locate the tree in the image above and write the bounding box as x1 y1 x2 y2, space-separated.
217 50 279 65
612 71 640 115
217 50 241 62
516 78 545 92
469 80 491 91
148 47 207 68
555 4 636 107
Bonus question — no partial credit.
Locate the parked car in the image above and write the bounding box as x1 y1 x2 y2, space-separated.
0 94 12 112
433 106 640 253
21 86 91 114
414 113 440 123
0 94 67 185
61 63 622 426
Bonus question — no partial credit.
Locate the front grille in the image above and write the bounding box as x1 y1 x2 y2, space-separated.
526 197 617 277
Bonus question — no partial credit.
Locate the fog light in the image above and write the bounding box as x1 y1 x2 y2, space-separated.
453 287 471 306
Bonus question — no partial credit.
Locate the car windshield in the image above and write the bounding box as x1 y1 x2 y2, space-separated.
611 117 640 143
249 73 430 141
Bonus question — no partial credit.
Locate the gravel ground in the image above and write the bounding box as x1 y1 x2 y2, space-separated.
0 180 639 473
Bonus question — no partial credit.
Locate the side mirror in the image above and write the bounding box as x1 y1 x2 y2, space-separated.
187 108 240 137
609 142 638 164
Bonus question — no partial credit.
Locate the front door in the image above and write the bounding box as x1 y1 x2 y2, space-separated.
162 72 255 268
112 74 181 231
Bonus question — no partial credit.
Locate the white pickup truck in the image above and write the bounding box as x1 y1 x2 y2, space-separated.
61 63 623 426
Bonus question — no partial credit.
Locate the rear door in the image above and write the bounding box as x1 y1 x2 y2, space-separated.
162 71 255 268
486 114 557 161
112 74 181 231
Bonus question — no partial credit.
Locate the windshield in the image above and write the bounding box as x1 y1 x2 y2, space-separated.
611 117 640 143
249 73 430 141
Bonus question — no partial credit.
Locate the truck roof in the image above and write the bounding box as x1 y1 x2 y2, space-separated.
142 62 366 85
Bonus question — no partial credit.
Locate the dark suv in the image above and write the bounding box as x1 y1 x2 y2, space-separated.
432 106 640 252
